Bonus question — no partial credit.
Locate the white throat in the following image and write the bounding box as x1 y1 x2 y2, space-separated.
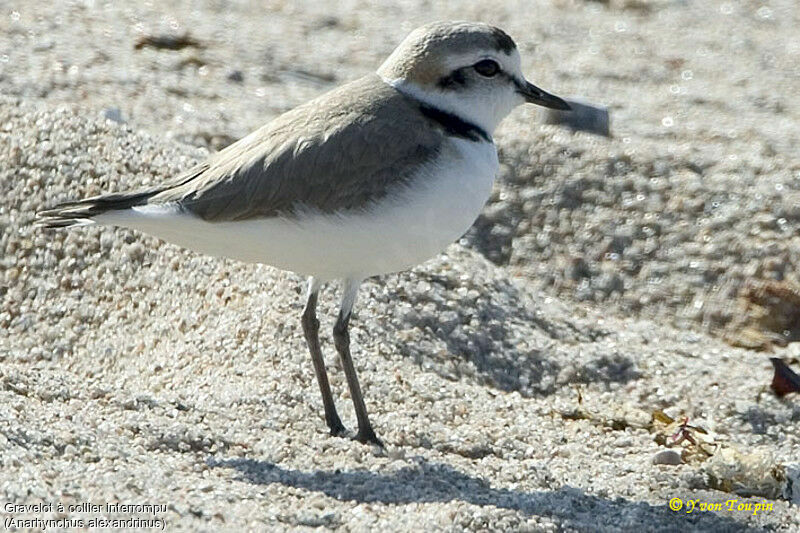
381 77 509 138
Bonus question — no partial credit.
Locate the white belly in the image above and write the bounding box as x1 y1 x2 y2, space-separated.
99 138 498 280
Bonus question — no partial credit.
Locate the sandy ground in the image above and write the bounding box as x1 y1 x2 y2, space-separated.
2 0 800 531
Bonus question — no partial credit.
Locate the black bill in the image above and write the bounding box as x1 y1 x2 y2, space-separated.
517 80 571 111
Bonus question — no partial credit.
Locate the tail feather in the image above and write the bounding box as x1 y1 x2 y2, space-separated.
35 190 160 229
35 162 209 229
34 216 96 229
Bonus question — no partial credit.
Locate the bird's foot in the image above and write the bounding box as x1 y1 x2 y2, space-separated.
327 417 348 438
354 426 384 448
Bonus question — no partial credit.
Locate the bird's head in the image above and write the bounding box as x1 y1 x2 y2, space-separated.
378 21 570 135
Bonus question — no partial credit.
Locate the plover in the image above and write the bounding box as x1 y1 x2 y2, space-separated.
37 21 569 446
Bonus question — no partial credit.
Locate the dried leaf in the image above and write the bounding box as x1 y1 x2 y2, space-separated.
770 358 800 397
652 410 674 425
134 33 203 51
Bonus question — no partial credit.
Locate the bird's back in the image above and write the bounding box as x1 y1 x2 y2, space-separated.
38 75 446 227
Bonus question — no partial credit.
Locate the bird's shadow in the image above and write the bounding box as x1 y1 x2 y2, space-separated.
209 456 759 531
377 270 639 396
739 403 800 440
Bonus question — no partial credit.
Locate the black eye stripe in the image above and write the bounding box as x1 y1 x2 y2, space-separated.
436 60 506 90
437 68 468 89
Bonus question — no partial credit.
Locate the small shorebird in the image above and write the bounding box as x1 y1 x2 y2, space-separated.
37 21 568 446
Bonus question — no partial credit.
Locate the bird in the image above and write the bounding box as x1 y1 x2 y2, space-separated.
36 21 569 447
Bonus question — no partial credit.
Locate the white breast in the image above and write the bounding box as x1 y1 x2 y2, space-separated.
99 138 499 281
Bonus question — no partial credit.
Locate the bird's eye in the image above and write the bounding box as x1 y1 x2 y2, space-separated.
473 59 500 77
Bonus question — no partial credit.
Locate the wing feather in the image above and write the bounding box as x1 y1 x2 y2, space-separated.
153 75 443 221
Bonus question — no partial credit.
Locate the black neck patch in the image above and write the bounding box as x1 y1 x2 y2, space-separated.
418 103 491 143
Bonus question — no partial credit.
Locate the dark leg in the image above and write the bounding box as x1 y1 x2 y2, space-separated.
333 279 383 447
301 278 346 437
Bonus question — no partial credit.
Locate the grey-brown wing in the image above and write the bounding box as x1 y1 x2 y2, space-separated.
150 75 444 221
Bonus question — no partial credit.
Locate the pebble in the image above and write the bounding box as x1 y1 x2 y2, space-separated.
541 98 610 137
102 108 125 124
652 450 683 466
226 70 244 83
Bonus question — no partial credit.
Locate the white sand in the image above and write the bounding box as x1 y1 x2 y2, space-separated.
2 1 799 530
